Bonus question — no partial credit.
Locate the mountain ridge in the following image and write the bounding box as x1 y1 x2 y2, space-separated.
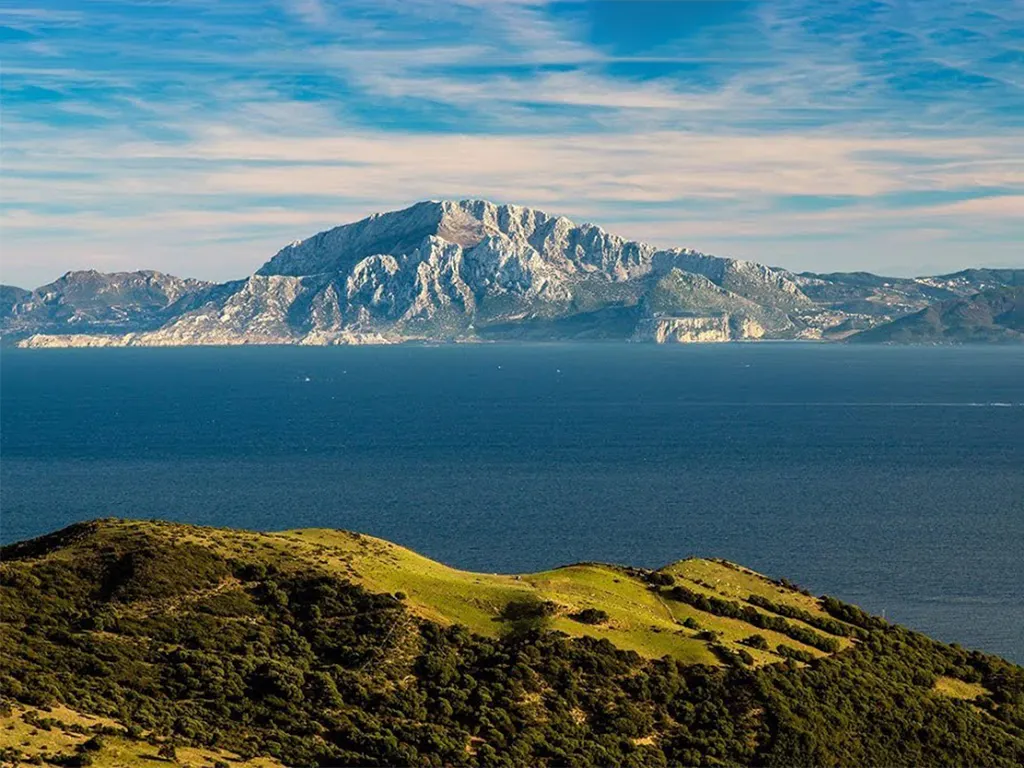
849 285 1024 343
4 200 1023 346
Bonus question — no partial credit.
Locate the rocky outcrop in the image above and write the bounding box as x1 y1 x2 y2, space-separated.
633 315 766 343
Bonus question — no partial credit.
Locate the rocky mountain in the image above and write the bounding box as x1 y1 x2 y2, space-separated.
1 270 215 339
849 285 1024 344
4 200 1021 346
795 268 1024 316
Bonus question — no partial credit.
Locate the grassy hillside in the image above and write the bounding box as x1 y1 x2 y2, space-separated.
2 519 1024 767
275 528 846 665
0 701 282 768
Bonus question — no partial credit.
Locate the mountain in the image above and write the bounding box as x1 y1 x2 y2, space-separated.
0 285 31 317
849 286 1024 343
3 519 1023 767
5 200 1022 346
796 268 1024 317
139 200 814 346
1 270 215 340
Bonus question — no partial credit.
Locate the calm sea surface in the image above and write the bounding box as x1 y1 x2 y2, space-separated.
1 345 1022 661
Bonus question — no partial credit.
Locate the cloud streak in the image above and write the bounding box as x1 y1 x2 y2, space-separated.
1 0 1022 287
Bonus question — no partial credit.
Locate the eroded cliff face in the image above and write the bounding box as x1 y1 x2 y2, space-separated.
633 315 766 343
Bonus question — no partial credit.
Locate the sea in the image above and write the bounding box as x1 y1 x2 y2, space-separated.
1 344 1022 662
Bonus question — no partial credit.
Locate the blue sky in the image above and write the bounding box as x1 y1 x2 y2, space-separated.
2 0 1022 287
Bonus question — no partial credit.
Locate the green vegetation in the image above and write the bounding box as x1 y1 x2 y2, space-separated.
0 702 281 768
2 519 1023 767
933 676 990 700
569 608 609 625
661 583 842 653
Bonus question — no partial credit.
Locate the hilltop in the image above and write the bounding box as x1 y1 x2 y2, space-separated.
3 519 1023 767
4 200 1021 347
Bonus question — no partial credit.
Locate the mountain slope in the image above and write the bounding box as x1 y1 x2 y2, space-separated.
849 286 1024 343
0 285 31 317
3 519 1024 767
1 270 214 341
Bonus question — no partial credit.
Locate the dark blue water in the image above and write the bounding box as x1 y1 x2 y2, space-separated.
2 345 1022 661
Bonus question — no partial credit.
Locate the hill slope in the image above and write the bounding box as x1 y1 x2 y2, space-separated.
849 286 1024 343
3 519 1023 767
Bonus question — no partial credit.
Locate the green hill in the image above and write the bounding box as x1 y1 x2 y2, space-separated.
2 519 1023 767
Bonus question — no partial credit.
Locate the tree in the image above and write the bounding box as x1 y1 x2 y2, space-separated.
570 608 609 625
500 597 557 637
157 743 177 762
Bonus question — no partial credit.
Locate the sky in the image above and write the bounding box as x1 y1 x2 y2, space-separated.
1 0 1022 288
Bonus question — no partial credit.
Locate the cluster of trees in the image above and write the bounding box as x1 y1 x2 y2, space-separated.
661 584 842 653
2 523 1023 767
745 594 861 638
570 608 609 626
820 595 891 630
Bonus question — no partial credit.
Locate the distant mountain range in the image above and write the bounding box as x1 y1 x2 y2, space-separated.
850 285 1024 344
4 200 1022 346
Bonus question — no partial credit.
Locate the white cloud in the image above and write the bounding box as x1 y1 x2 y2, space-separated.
1 0 1021 287
279 0 328 26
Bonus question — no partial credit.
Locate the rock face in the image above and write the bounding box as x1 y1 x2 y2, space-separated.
848 286 1024 344
1 270 214 339
633 315 766 343
4 201 1022 346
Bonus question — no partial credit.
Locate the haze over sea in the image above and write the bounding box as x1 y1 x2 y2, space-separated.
1 345 1022 661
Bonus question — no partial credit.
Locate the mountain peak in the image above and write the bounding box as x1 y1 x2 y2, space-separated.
256 199 584 277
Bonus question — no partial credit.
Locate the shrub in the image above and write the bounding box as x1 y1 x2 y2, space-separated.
570 608 609 625
79 736 105 752
157 743 177 761
742 634 769 650
500 596 557 638
501 597 557 621
646 572 676 587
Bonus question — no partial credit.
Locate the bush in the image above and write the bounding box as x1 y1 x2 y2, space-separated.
157 743 177 761
501 597 557 621
646 572 676 587
500 596 557 638
570 608 609 625
742 634 769 650
79 736 105 752
775 644 815 664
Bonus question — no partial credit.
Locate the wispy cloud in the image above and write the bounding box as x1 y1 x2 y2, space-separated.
1 0 1022 287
